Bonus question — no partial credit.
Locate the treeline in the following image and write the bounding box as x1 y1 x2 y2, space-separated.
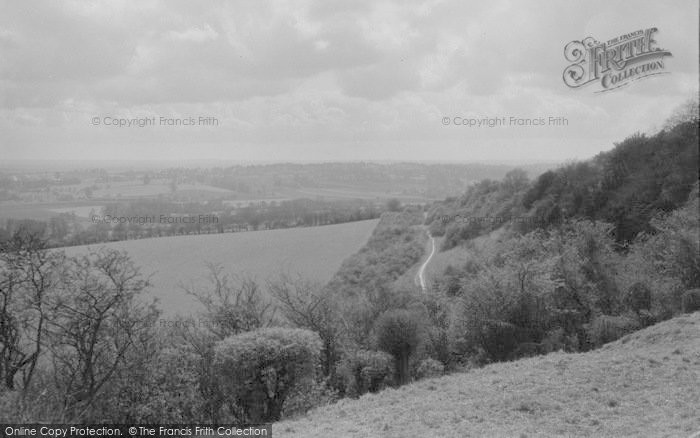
0 168 105 202
149 162 551 200
429 103 698 249
0 198 384 248
108 197 380 229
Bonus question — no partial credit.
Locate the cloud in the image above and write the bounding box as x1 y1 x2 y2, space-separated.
166 24 218 43
0 0 697 162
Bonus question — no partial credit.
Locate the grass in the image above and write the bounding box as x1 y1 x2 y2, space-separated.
63 219 379 316
275 312 700 438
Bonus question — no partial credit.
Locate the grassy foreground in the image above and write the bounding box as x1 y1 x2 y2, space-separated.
276 312 700 438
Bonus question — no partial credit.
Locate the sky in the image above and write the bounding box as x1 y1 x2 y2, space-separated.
0 0 697 163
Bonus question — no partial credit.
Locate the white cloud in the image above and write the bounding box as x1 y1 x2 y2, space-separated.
0 0 697 162
166 24 218 43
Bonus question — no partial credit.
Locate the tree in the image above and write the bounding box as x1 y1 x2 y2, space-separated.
662 96 699 131
183 264 275 340
386 198 401 212
177 264 276 422
621 185 700 315
110 334 205 423
268 274 341 379
0 226 64 392
337 349 393 397
374 309 424 385
214 328 322 422
502 168 529 195
46 248 158 421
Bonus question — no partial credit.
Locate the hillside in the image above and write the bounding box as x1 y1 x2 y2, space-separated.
62 219 379 315
428 117 699 248
276 312 700 438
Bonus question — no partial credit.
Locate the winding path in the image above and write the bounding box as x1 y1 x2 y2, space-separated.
416 229 436 293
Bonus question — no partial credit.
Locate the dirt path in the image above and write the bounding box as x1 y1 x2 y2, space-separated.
416 229 436 292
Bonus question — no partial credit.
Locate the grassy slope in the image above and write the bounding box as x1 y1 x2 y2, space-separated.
63 219 379 315
393 228 505 292
276 312 700 438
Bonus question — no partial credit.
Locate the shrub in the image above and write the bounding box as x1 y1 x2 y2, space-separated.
625 282 652 313
681 288 700 313
281 378 339 419
540 327 579 353
386 198 402 212
337 350 393 398
477 320 520 362
414 358 445 379
508 342 545 360
635 310 657 328
420 293 454 367
113 345 205 423
374 309 425 385
213 328 322 422
586 315 640 347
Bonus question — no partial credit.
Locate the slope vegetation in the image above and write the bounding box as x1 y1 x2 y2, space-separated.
276 312 700 438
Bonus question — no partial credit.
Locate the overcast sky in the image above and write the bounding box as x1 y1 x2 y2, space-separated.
1 0 697 163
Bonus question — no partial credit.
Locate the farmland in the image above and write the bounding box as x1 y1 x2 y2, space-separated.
276 312 700 438
62 219 379 316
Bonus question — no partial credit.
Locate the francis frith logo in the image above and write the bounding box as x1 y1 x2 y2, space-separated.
563 27 672 92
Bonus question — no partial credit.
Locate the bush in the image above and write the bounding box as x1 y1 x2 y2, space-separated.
540 327 578 353
213 328 322 422
477 320 520 362
586 315 640 347
113 344 205 423
625 282 652 313
374 309 425 385
386 198 402 212
281 378 338 419
508 342 545 360
337 350 393 398
414 358 445 379
681 288 700 313
635 310 657 328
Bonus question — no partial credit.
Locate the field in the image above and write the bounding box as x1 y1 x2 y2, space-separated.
89 181 233 198
0 202 104 221
282 186 434 203
276 312 700 438
62 219 379 316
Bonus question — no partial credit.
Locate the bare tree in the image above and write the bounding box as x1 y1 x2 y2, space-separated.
46 248 158 421
0 226 64 391
182 263 276 340
268 273 341 379
177 263 276 422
